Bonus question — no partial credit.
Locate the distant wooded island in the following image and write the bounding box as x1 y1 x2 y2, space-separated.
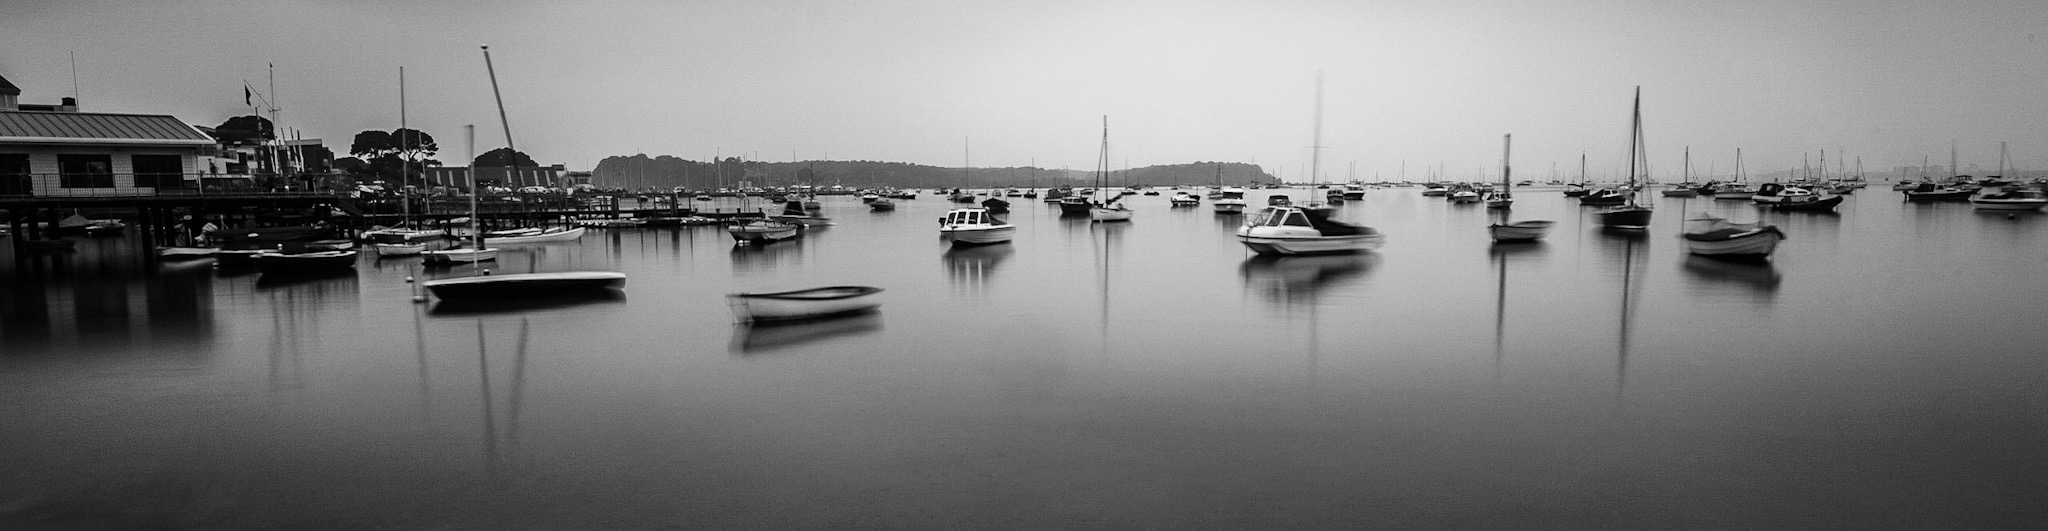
590 156 1277 191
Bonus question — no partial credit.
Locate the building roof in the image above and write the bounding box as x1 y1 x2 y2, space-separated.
0 73 18 96
0 110 214 146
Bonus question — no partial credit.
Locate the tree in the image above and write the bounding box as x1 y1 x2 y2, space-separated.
349 130 394 159
211 115 273 145
475 147 536 167
390 127 438 165
332 157 370 176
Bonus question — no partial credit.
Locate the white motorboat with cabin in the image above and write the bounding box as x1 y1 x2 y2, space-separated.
939 208 1015 245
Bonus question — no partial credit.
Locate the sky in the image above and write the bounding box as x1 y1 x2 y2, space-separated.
3 0 2045 180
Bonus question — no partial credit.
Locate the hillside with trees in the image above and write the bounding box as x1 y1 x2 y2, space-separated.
590 156 1274 191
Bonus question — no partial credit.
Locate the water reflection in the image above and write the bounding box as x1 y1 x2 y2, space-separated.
728 311 884 355
1613 237 1645 396
729 240 804 272
1680 255 1781 299
256 270 360 289
943 244 1013 295
1237 254 1376 307
1489 243 1544 378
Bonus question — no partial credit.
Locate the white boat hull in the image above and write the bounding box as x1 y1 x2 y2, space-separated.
1090 206 1133 222
1236 226 1384 255
727 286 885 322
941 225 1016 245
375 243 427 256
1970 198 2048 211
1684 229 1782 258
486 226 586 245
1213 200 1246 213
727 221 802 244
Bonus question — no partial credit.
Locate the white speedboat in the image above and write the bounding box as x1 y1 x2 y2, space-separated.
727 285 884 323
1236 205 1384 255
939 208 1015 245
1487 220 1553 243
422 247 498 264
1681 214 1784 260
727 220 802 245
424 271 626 300
1169 191 1201 206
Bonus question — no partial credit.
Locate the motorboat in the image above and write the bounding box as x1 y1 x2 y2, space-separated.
1749 183 1811 205
1420 183 1449 196
1169 191 1201 206
253 250 359 275
1487 220 1554 243
1056 195 1095 216
1681 214 1784 260
939 208 1015 246
1970 186 2048 211
1773 190 1846 212
727 285 884 323
1213 187 1247 214
1236 204 1384 255
1711 182 1755 200
869 197 896 211
1577 188 1628 205
727 219 802 245
1447 184 1482 203
1341 183 1366 200
423 271 627 300
1902 182 1975 202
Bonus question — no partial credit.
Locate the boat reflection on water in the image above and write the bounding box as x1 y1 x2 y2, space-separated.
255 269 360 288
430 290 626 316
729 311 883 355
1680 255 1782 300
943 243 1013 295
729 239 804 272
1237 253 1377 306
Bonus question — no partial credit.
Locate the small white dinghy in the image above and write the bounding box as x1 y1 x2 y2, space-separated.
727 286 884 323
1487 220 1555 243
422 247 499 264
376 242 428 257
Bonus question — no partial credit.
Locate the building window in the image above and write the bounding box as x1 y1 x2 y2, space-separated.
0 154 28 195
132 155 185 189
58 154 115 188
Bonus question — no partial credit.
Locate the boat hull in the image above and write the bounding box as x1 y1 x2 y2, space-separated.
1970 197 2048 211
727 286 885 322
1236 226 1385 255
1598 206 1654 230
1213 201 1246 214
422 248 499 263
1774 195 1844 212
1488 221 1554 242
375 243 427 256
727 222 801 244
1683 227 1783 259
941 225 1016 245
424 271 627 300
254 251 359 275
486 226 587 245
1090 206 1133 222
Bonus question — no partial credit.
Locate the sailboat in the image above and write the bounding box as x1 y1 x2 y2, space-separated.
1488 134 1554 242
1212 164 1246 213
1237 73 1384 255
726 155 804 245
372 66 446 256
1661 146 1699 197
421 124 499 265
1597 87 1654 230
422 45 626 300
1088 116 1133 222
1713 148 1755 200
1484 136 1514 209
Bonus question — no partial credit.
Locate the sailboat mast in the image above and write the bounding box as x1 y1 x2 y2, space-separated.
1501 133 1512 198
466 124 479 251
1626 86 1640 204
399 66 410 225
1309 70 1324 195
482 45 519 188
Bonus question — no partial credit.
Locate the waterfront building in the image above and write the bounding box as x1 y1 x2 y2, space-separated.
0 73 214 197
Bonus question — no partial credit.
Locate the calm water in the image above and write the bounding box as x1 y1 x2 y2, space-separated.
3 187 2045 528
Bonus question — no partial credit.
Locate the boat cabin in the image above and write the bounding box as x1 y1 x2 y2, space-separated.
942 208 1002 226
1246 205 1369 235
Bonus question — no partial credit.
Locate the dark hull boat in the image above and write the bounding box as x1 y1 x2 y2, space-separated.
254 250 359 275
1598 206 1654 230
1774 194 1845 212
423 271 627 300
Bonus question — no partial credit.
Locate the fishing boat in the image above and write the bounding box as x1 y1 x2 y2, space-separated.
254 250 359 275
1598 87 1654 231
1087 116 1134 222
939 207 1015 246
727 285 885 323
1680 214 1784 260
1486 134 1553 242
423 271 626 300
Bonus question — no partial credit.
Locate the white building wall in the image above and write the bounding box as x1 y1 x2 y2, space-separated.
6 145 197 196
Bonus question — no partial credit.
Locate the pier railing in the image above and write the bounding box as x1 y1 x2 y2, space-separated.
0 172 347 198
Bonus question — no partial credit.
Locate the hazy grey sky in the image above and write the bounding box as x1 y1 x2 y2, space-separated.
4 0 2045 179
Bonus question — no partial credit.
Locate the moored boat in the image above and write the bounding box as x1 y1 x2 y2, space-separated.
1237 204 1384 255
939 207 1015 246
1970 186 2048 211
727 285 885 323
1488 220 1553 242
424 271 626 300
375 242 428 257
1681 214 1784 260
254 250 359 275
727 220 802 245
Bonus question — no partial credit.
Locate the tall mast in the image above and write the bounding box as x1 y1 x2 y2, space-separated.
1501 133 1512 198
399 66 410 225
1683 145 1690 183
1736 147 1744 183
482 45 519 188
466 124 479 251
1309 70 1325 196
1626 86 1640 205
1580 152 1586 183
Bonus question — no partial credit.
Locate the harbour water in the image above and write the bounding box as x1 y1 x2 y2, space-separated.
3 187 2045 527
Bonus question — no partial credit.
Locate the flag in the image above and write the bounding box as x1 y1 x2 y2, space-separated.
244 85 252 106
